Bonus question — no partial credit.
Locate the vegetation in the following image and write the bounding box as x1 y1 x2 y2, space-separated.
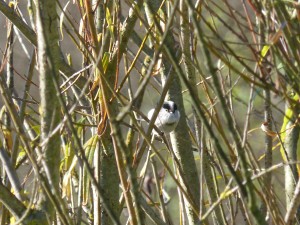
0 0 299 224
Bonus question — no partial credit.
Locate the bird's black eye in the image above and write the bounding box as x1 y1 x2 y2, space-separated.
162 103 171 111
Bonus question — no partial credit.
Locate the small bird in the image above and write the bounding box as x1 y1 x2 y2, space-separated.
147 100 180 134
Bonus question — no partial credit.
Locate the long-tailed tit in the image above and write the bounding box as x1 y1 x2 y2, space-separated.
147 101 180 134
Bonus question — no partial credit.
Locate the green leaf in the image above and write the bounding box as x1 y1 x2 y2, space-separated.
83 135 98 204
259 45 270 64
59 1 70 40
102 52 110 72
106 8 114 39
